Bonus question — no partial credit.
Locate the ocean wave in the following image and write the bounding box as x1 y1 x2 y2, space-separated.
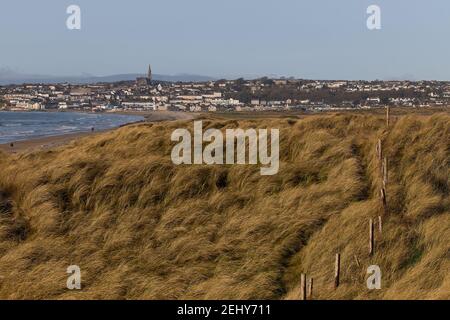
0 112 144 144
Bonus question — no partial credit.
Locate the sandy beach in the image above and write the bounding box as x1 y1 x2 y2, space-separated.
0 111 195 154
0 131 96 154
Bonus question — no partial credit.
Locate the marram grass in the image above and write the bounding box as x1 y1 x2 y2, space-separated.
0 113 448 299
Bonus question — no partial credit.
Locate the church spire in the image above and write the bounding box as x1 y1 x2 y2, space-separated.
147 64 152 81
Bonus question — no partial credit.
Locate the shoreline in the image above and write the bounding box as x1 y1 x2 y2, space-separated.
0 110 195 154
0 131 101 154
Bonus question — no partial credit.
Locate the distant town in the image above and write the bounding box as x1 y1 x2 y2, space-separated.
1 65 450 113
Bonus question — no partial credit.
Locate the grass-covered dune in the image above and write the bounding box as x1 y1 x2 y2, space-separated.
0 112 448 299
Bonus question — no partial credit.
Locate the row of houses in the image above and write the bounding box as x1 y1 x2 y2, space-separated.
1 78 450 113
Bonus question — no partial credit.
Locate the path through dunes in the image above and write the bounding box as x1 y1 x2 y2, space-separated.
0 113 448 299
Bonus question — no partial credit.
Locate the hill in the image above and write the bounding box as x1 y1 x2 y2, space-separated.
0 68 215 85
0 112 448 299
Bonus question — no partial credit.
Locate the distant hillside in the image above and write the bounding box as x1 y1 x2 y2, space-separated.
0 112 448 299
0 69 215 85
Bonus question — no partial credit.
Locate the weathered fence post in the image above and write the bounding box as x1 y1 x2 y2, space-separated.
308 278 313 300
369 218 374 256
378 215 383 235
382 157 388 187
300 274 307 300
386 106 390 128
380 188 387 215
376 139 383 161
334 253 341 288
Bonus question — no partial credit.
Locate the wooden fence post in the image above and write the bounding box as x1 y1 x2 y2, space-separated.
308 278 313 300
334 253 341 288
378 215 383 235
383 157 388 187
369 218 374 256
386 106 390 128
380 188 387 215
300 274 307 300
376 139 383 161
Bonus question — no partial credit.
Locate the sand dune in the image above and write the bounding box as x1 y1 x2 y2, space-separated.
0 112 448 299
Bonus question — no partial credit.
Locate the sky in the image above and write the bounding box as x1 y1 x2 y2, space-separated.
1 0 450 80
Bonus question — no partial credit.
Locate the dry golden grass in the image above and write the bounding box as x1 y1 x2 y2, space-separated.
0 112 448 299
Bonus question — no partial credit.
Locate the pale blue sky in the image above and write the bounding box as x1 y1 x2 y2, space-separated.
1 0 450 80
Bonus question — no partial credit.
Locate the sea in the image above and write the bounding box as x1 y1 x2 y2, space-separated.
0 111 144 144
